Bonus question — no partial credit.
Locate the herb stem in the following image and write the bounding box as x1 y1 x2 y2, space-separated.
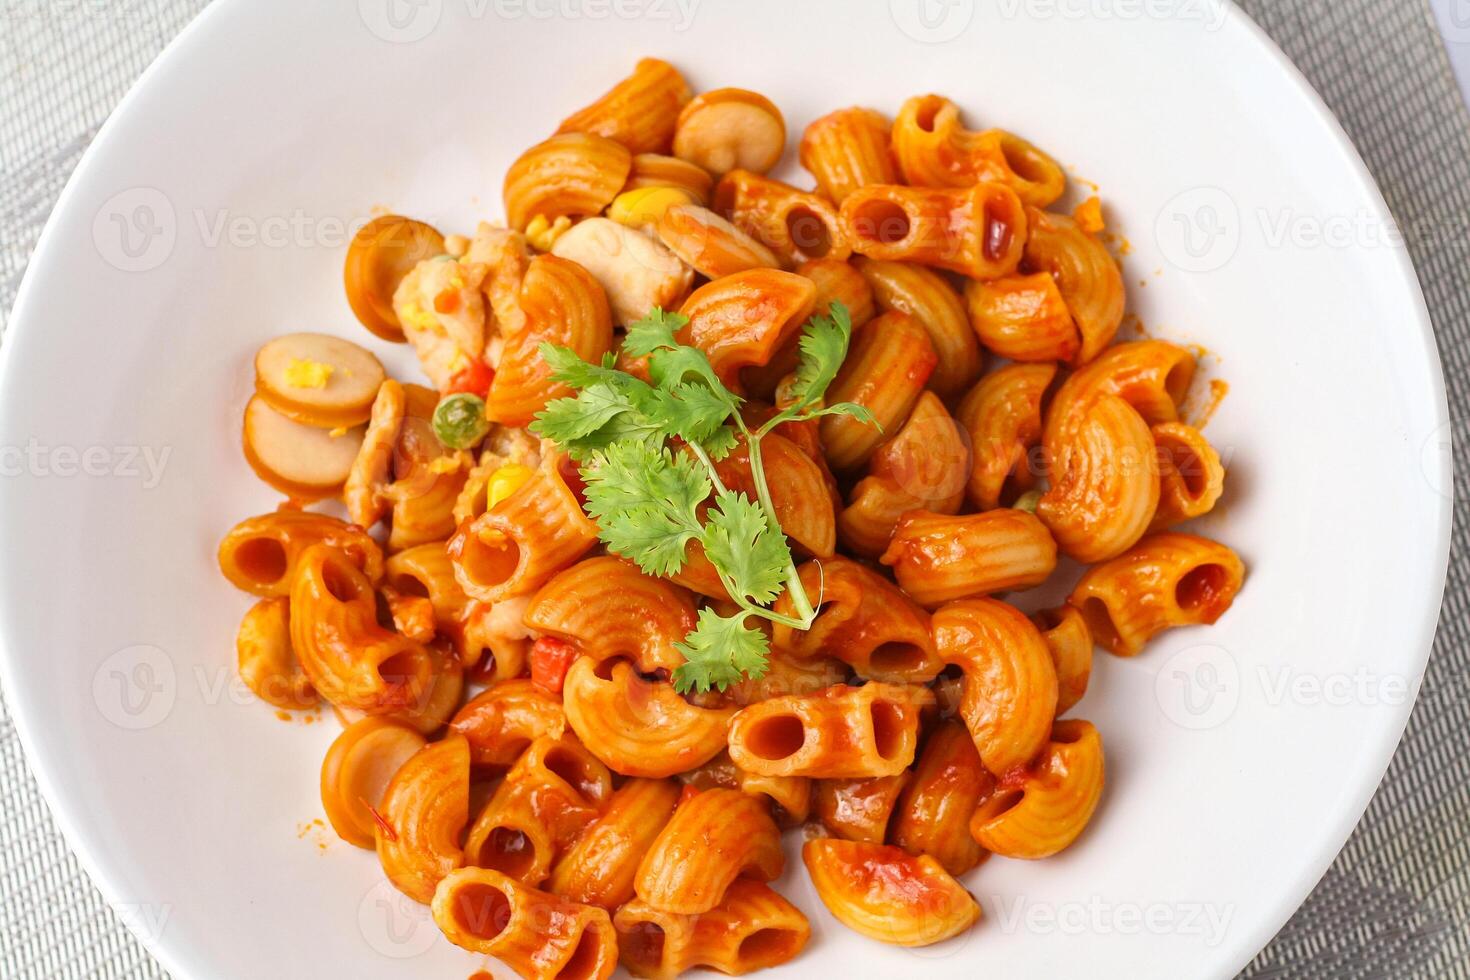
686 441 730 497
743 432 818 627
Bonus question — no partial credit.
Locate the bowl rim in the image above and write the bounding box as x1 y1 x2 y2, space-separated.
0 2 1452 978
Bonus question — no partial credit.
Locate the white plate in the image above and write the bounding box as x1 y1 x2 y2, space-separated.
0 2 1452 978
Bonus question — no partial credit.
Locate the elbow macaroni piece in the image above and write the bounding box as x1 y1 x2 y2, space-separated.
933 598 1059 776
970 719 1105 859
556 57 692 154
449 678 567 767
503 131 632 231
463 734 614 886
1149 422 1226 530
800 106 897 204
615 878 810 979
1039 393 1160 564
797 257 876 328
890 720 993 875
218 510 382 597
457 597 535 681
840 181 1027 280
487 254 613 427
714 169 851 267
881 509 1058 608
1069 532 1246 656
965 272 1081 362
956 362 1054 511
341 641 463 736
448 452 599 603
726 645 848 707
635 787 785 915
655 203 781 280
838 391 970 558
562 658 735 777
680 751 812 826
892 94 1065 207
1021 207 1124 364
819 311 938 472
383 542 469 640
235 597 315 710
677 268 816 390
289 543 433 713
803 838 980 947
813 772 912 843
375 734 470 902
772 557 942 683
727 682 934 779
524 556 698 674
432 868 617 980
1046 340 1198 448
853 257 982 397
1032 605 1093 716
548 777 681 910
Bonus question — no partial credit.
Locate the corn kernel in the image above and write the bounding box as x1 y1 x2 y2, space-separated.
283 358 334 389
607 187 695 228
526 214 572 252
487 463 535 510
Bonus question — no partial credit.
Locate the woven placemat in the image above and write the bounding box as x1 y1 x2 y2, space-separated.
1 1 1466 977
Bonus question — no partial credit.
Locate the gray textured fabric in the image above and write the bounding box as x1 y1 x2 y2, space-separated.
0 1 1466 978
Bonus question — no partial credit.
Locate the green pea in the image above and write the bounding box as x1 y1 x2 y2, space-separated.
432 393 490 450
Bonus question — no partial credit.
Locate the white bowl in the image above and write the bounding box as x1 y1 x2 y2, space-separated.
0 2 1451 978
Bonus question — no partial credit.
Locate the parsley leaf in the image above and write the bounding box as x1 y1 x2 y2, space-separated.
538 344 625 391
621 307 689 358
672 608 770 694
581 441 708 577
531 384 636 448
703 490 791 606
785 301 851 413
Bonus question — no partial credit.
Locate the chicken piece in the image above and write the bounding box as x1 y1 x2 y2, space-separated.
391 257 488 389
343 380 406 530
550 217 694 326
465 222 531 345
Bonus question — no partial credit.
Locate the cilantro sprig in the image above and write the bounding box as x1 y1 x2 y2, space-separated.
530 303 875 694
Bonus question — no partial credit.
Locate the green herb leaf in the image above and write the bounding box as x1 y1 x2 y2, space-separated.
621 307 689 358
785 301 852 412
581 441 708 577
672 608 770 694
703 490 792 607
808 401 880 429
538 344 625 391
530 384 634 448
